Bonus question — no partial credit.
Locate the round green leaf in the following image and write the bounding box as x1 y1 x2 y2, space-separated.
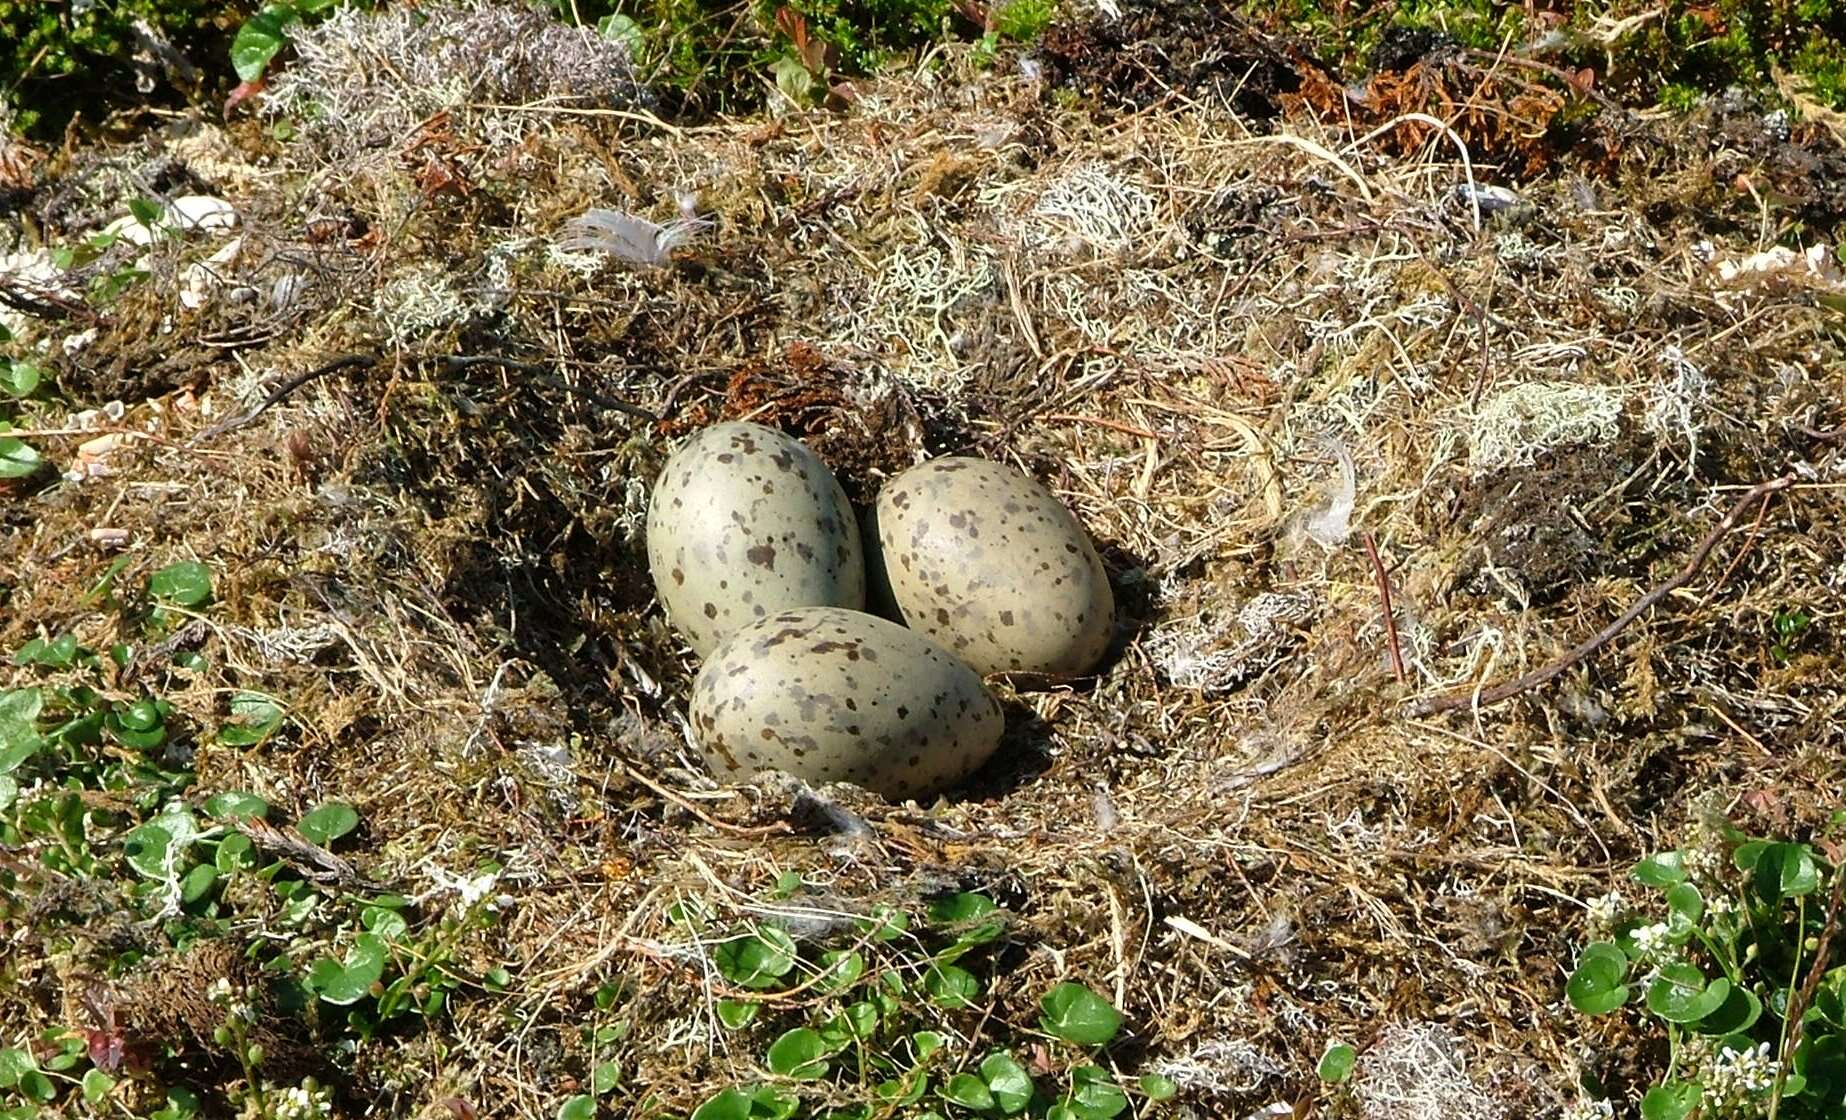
816 949 865 994
231 4 301 82
298 801 359 845
309 932 388 1005
766 1028 832 1079
1695 984 1763 1036
855 905 910 942
1754 843 1821 899
148 561 214 608
1639 1081 1700 1120
1063 1066 1127 1120
714 927 798 989
1631 851 1687 888
1 361 40 398
941 1073 995 1110
924 964 980 1009
981 1052 1034 1115
558 1095 596 1120
1646 964 1730 1024
591 1062 620 1096
205 791 270 820
0 1048 33 1088
1039 982 1123 1046
1665 883 1703 928
716 999 760 1029
1138 1074 1177 1101
0 437 42 479
1317 1043 1356 1084
1566 942 1631 1016
122 823 174 879
912 1031 947 1061
215 833 255 873
81 1068 115 1105
181 863 219 903
749 1086 799 1120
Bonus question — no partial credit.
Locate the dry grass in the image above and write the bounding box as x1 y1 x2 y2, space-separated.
4 8 1846 1119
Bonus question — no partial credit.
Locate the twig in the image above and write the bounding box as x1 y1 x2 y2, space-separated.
192 354 377 442
1363 532 1406 684
617 763 790 838
1411 474 1798 717
438 354 659 422
1778 859 1845 1094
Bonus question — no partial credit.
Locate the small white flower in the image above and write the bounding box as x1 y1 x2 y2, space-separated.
1631 921 1672 958
1586 890 1624 931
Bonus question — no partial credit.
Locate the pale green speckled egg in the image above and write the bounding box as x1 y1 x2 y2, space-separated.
873 457 1114 676
690 607 1003 800
647 422 865 656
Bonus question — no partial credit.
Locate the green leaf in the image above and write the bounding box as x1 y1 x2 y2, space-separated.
1039 982 1123 1045
0 362 40 399
123 823 175 879
0 437 42 479
1665 883 1703 928
231 4 301 82
941 1073 995 1110
690 1089 751 1120
148 561 213 608
1639 1081 1700 1120
924 963 980 1009
1317 1042 1357 1084
750 1086 798 1120
215 833 255 873
592 1062 620 1095
912 1031 947 1061
765 1028 832 1079
0 776 16 811
1631 851 1687 888
81 1068 115 1105
128 197 164 227
979 1052 1033 1114
1645 963 1730 1024
221 692 284 746
205 791 269 820
716 999 760 1029
308 932 388 1005
854 905 910 942
0 1048 33 1089
558 1095 595 1120
14 634 78 667
1753 843 1821 899
714 927 798 990
362 905 408 938
816 949 865 994
17 1070 53 1103
298 801 359 845
1062 1066 1127 1120
1696 984 1763 1035
1566 942 1631 1016
181 863 219 903
1139 1074 1177 1101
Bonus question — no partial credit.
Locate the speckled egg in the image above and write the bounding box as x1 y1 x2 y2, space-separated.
647 422 865 657
874 457 1114 675
690 607 1004 800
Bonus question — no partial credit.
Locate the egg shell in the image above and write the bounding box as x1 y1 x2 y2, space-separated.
647 422 865 656
690 607 1004 800
874 457 1114 675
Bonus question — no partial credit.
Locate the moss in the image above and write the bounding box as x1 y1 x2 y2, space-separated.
1245 0 1846 111
0 0 246 133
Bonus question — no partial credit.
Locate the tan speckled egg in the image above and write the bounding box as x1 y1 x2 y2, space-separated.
874 457 1114 675
647 422 865 657
690 607 1004 800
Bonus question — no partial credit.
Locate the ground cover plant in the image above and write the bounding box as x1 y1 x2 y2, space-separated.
3 0 1846 1118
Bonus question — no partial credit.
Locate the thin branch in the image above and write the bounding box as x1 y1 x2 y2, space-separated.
192 353 378 442
1410 473 1798 717
1364 531 1406 684
438 354 660 422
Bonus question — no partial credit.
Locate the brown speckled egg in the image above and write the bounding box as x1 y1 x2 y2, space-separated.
873 457 1114 675
647 422 865 657
690 607 1003 800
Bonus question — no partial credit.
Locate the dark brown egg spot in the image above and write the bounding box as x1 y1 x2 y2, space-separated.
703 603 718 619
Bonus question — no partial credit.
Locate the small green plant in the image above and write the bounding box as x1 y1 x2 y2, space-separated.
1566 815 1846 1119
1769 609 1813 665
644 884 1165 1120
